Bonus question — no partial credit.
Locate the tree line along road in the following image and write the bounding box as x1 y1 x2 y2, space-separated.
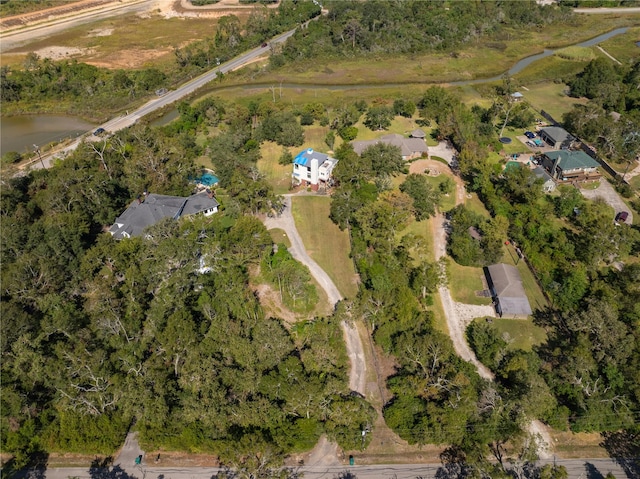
20 27 297 171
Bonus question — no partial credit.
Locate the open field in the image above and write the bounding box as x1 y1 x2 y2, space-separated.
291 195 359 299
257 141 294 195
598 25 640 64
484 317 547 352
446 259 492 306
2 11 227 70
520 82 589 122
514 55 592 86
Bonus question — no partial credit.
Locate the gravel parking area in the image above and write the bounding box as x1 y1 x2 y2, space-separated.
580 178 633 224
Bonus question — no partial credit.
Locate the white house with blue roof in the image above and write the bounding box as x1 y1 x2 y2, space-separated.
292 148 338 190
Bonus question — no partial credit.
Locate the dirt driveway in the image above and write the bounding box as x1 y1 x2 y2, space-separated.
263 193 367 466
580 178 633 224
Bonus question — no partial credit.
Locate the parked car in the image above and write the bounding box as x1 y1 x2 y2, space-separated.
94 127 106 136
615 211 629 223
524 131 536 139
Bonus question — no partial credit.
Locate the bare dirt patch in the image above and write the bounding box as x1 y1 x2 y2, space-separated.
33 45 94 60
87 27 113 36
85 48 173 69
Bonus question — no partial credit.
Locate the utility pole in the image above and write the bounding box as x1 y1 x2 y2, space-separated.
33 144 45 169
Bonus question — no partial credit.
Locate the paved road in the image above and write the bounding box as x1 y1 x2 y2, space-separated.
0 0 153 51
15 457 637 479
20 28 297 171
574 7 640 13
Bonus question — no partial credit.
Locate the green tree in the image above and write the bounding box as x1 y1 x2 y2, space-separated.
399 173 441 221
364 105 393 131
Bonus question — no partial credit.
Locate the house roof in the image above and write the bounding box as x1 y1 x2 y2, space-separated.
294 148 329 167
109 192 218 239
544 150 600 171
539 126 573 144
351 134 428 158
533 166 553 183
182 191 220 216
410 128 426 138
511 92 524 99
486 263 533 316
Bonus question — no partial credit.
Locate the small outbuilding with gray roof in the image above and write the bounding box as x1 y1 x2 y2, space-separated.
485 263 533 317
539 126 575 149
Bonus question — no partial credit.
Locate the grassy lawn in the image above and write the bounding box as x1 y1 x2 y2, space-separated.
446 259 492 306
465 192 491 219
291 195 359 299
498 127 530 155
398 217 434 264
481 317 547 352
257 141 293 195
350 115 420 142
421 175 457 212
519 82 589 122
268 228 291 248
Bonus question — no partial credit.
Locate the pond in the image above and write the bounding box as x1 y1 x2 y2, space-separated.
0 114 95 157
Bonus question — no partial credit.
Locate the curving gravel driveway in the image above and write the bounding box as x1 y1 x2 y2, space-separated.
263 194 366 395
580 179 633 224
263 193 368 465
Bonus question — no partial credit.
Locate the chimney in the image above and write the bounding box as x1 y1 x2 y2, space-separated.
552 155 561 179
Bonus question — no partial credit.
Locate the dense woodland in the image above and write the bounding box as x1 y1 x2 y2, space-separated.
272 0 574 67
0 97 380 475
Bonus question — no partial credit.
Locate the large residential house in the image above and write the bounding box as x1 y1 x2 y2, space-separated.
485 263 533 317
351 133 428 160
292 148 338 190
109 191 219 239
540 150 601 184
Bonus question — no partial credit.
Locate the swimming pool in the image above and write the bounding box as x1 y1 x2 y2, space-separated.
195 172 219 186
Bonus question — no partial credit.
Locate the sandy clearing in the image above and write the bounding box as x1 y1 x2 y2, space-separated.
33 45 95 60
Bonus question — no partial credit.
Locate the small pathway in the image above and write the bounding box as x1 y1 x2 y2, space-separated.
596 45 622 65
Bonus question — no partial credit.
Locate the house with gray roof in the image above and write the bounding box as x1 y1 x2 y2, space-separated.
539 126 575 149
485 263 533 317
540 150 601 184
532 166 556 192
109 191 219 239
351 133 428 160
